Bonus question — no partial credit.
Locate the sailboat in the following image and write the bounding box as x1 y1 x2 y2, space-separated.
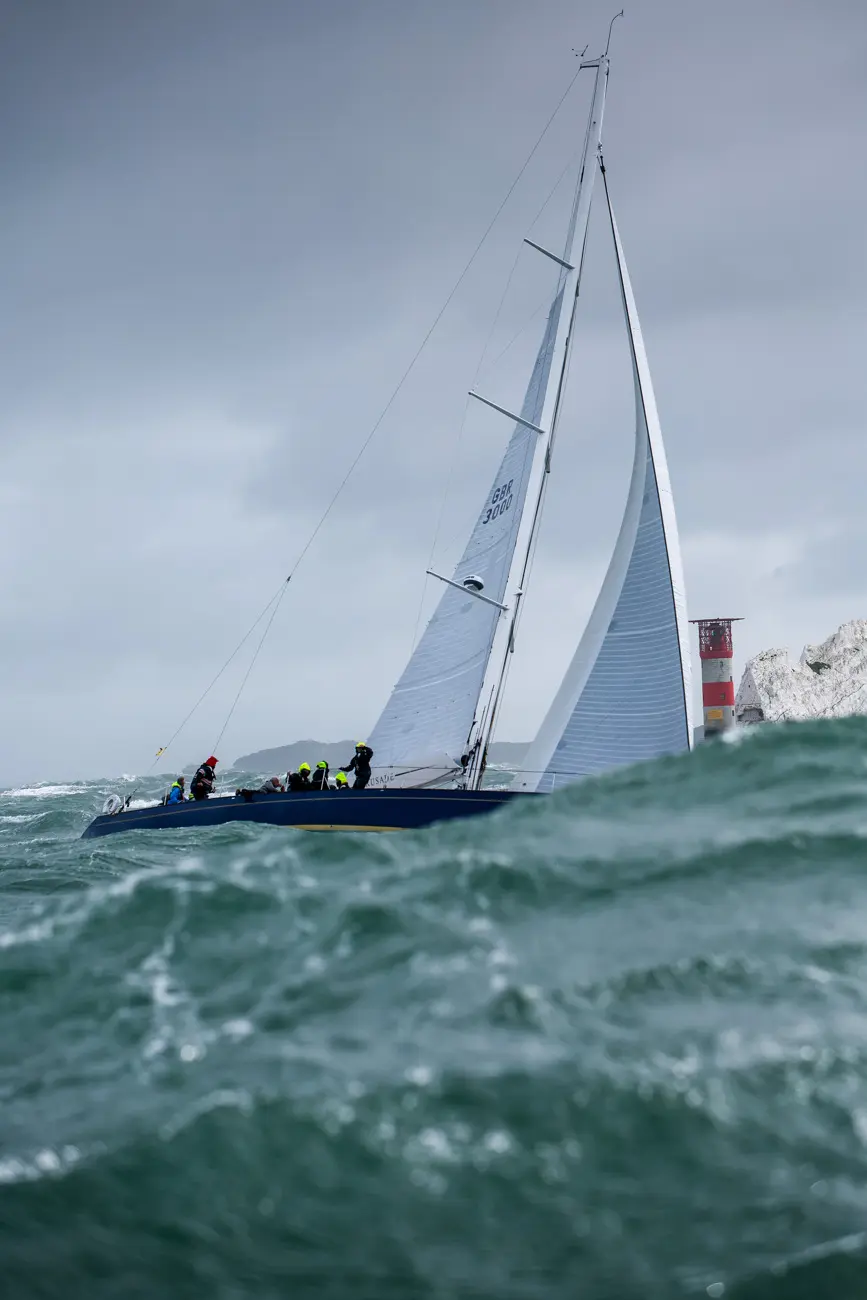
82 45 692 841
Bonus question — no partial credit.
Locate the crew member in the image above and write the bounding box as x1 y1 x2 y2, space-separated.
340 742 373 790
165 776 186 805
286 763 312 792
334 771 349 790
310 761 329 790
191 756 218 801
258 776 284 794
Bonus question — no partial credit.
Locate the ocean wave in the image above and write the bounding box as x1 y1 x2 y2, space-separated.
4 718 867 1296
1 782 89 799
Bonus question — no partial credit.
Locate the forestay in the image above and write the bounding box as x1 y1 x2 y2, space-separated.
516 180 692 793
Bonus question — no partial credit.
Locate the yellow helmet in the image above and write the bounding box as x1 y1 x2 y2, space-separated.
356 741 366 749
316 761 328 769
298 762 310 773
335 771 347 785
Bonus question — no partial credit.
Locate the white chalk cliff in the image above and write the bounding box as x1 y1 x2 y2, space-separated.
736 620 867 724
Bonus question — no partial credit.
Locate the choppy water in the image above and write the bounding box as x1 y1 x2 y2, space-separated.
4 721 867 1298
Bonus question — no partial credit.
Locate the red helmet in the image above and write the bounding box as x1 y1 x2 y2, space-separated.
206 756 218 767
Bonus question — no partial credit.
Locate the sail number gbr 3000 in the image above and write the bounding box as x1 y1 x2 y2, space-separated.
482 479 514 525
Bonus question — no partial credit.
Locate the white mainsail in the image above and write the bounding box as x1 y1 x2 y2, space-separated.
367 293 565 788
515 169 692 793
369 59 611 788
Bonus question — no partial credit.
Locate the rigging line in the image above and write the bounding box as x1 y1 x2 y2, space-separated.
471 247 525 391
147 584 285 773
432 285 554 565
403 247 557 639
407 579 431 661
407 388 475 658
405 236 515 660
408 236 525 657
475 149 580 385
210 581 290 767
282 65 585 586
526 149 583 240
487 295 550 368
426 260 571 582
407 399 474 657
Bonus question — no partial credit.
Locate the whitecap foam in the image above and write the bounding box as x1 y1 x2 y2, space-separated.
124 789 238 811
0 918 57 951
1 783 87 799
0 1144 82 1186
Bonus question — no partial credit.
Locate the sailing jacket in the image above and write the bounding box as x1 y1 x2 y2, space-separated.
192 763 215 796
343 746 373 775
310 765 329 790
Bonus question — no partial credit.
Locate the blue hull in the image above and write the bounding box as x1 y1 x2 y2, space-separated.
81 787 536 839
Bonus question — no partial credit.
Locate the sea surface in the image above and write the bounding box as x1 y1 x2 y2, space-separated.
4 720 867 1299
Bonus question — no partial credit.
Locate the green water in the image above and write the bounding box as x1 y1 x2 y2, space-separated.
3 719 867 1298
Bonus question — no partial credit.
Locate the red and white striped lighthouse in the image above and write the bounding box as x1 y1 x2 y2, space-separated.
689 618 743 737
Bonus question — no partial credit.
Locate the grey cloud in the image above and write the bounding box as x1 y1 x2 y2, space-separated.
2 0 867 783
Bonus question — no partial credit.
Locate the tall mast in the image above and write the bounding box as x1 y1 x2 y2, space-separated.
464 53 611 790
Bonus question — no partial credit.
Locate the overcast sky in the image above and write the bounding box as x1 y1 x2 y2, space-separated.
2 0 866 785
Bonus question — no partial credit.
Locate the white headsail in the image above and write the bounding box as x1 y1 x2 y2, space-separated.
369 60 612 788
516 167 692 793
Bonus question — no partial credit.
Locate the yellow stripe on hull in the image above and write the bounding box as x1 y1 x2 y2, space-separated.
292 824 404 833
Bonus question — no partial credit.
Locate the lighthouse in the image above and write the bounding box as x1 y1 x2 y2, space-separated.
689 618 743 738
